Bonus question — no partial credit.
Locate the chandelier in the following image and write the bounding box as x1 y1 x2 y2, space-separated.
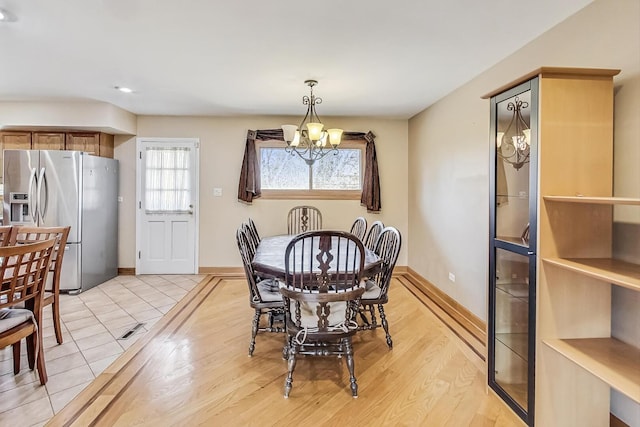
496 96 531 170
281 80 343 165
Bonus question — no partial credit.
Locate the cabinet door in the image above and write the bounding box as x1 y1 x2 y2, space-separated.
33 132 65 150
0 131 32 181
99 133 114 158
1 131 32 150
66 132 99 155
488 78 538 426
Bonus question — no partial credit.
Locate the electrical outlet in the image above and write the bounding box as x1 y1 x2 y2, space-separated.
117 196 123 202
213 188 223 197
448 272 455 282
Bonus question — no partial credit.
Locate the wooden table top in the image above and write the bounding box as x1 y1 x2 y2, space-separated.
252 234 382 279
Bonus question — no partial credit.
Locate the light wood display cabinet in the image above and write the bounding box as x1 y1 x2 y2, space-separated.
485 67 633 426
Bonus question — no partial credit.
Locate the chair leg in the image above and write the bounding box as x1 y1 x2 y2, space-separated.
378 304 392 349
12 341 21 374
52 297 64 344
249 309 260 357
35 330 47 385
369 304 378 328
284 340 297 398
344 337 358 398
26 334 36 369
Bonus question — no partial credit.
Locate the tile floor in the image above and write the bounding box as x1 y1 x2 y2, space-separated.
0 274 205 427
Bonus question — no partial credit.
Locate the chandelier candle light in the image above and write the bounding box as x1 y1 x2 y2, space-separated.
496 96 531 171
282 80 343 165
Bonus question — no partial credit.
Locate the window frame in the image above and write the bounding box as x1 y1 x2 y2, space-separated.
257 139 365 200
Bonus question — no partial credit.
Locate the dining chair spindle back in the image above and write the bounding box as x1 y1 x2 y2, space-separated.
359 226 401 348
363 220 384 251
349 217 367 241
287 206 322 234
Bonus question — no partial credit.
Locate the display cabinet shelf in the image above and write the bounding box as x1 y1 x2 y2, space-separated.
497 332 529 360
543 195 640 205
542 258 640 292
542 338 640 404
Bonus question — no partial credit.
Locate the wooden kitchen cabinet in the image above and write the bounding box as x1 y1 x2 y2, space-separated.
33 132 65 150
1 131 32 150
0 131 32 181
66 132 114 157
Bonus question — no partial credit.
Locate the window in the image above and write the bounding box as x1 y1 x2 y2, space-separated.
144 147 192 213
258 141 364 199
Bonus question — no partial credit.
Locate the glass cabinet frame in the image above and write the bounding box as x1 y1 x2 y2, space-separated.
488 78 538 426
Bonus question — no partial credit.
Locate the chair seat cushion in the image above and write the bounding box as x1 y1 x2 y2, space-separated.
362 280 382 300
293 301 348 329
0 308 35 333
256 279 283 302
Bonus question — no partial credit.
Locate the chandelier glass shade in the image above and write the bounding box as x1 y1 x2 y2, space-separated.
282 80 343 165
496 96 531 171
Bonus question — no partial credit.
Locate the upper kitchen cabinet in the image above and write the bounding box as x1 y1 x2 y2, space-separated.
65 132 114 158
0 131 32 149
0 131 32 181
33 132 65 150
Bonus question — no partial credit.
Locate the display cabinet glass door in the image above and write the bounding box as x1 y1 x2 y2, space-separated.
489 79 537 426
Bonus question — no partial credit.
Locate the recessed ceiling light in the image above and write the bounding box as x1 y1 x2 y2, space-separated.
115 86 134 93
0 10 5 21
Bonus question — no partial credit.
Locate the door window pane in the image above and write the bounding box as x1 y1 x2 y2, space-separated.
145 147 191 213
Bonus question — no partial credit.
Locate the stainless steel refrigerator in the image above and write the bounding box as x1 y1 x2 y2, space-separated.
3 150 119 293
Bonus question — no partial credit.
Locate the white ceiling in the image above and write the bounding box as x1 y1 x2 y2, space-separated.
0 0 594 119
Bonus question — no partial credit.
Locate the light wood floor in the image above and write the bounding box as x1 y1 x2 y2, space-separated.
48 276 525 426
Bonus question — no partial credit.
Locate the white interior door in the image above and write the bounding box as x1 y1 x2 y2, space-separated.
136 138 199 274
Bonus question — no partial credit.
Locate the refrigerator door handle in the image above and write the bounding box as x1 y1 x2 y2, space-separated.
28 167 38 222
37 167 49 222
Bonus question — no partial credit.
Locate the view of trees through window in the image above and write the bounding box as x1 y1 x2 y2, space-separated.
260 147 361 190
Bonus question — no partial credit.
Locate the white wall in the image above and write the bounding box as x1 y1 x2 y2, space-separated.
116 115 408 269
408 0 639 423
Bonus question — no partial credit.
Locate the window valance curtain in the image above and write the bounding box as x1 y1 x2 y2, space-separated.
237 129 381 212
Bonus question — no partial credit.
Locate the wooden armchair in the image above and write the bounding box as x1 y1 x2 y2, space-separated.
359 227 401 348
0 238 57 385
349 217 367 241
287 206 322 234
281 231 365 398
10 226 71 345
236 225 284 356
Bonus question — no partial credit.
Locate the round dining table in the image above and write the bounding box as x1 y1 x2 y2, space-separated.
252 234 382 279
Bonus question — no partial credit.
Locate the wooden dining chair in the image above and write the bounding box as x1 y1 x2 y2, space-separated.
363 220 384 251
10 226 71 345
281 230 365 398
0 225 14 246
236 226 284 356
359 226 401 349
349 217 367 241
287 205 322 234
247 218 261 246
0 238 57 385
